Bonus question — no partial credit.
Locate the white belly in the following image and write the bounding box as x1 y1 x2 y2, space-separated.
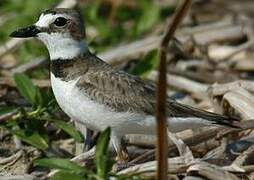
50 73 143 131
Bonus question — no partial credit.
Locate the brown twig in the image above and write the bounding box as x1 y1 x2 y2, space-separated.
156 0 192 179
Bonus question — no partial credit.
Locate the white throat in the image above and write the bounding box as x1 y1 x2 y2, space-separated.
37 33 88 60
35 13 88 60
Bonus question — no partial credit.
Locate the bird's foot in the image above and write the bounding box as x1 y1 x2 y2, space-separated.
116 148 129 163
111 148 131 172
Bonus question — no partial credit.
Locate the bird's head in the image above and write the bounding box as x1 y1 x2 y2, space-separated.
10 8 87 60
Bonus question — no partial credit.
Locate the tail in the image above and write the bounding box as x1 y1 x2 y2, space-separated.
211 115 241 129
168 100 242 129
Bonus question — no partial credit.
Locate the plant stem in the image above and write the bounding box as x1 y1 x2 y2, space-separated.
156 0 192 179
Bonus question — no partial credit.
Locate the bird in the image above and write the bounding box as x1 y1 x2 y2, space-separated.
10 8 239 161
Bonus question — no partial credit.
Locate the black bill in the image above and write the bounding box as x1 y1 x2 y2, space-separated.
10 25 41 38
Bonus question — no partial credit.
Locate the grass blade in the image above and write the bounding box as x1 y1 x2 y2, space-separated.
11 129 49 150
52 120 84 143
95 127 111 178
13 73 37 105
34 158 87 174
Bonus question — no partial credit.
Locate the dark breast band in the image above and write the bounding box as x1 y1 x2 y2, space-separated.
50 59 74 79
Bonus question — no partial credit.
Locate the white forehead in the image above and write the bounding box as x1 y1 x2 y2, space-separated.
35 13 68 28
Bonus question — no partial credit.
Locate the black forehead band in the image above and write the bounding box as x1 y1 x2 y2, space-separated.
43 9 57 15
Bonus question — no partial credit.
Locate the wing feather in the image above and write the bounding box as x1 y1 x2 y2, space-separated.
76 54 239 127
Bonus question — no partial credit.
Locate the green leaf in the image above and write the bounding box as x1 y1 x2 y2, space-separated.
52 120 84 143
13 73 37 106
131 50 158 77
52 171 86 180
11 129 48 150
95 127 111 178
34 158 88 174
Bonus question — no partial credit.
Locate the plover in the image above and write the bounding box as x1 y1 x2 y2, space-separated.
10 8 239 161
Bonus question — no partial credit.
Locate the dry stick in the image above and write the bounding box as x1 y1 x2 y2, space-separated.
129 127 219 165
156 0 192 179
0 175 35 180
219 40 254 62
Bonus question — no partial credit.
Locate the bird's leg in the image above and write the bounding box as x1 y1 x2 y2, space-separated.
111 134 131 172
117 138 129 163
74 121 95 155
84 129 99 151
74 121 86 155
111 133 129 163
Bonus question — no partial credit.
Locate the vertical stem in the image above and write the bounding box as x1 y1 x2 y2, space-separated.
156 46 168 179
156 0 192 179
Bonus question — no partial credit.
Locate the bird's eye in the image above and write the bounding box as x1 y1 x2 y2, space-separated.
54 17 67 27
